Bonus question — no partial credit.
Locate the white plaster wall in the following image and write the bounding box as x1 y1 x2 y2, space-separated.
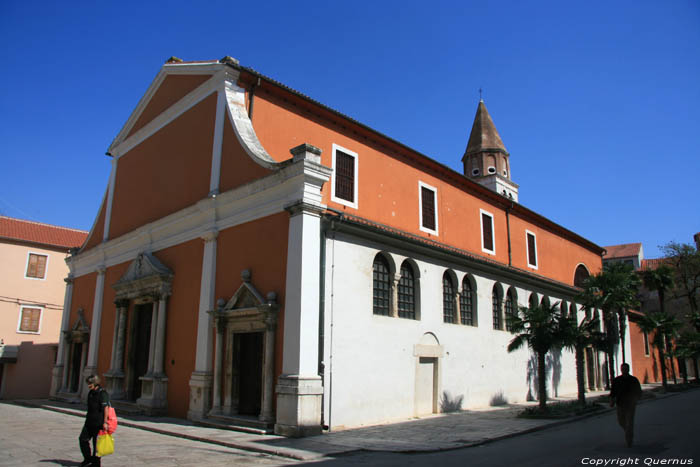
322 233 580 430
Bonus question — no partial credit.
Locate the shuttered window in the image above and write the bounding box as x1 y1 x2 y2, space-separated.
442 273 456 324
372 255 390 316
527 232 537 268
335 150 355 203
19 307 41 332
492 286 502 330
460 278 474 326
505 290 516 332
26 253 48 279
421 186 436 231
481 212 494 253
398 263 416 320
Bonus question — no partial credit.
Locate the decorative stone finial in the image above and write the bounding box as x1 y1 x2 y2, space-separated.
241 269 251 282
290 143 322 164
219 56 240 66
166 56 183 64
266 292 277 304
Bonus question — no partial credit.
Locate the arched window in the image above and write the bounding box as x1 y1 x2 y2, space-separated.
574 264 590 288
460 276 475 326
372 254 391 316
443 272 456 323
541 296 551 308
505 288 516 332
529 293 538 309
492 284 503 330
560 300 567 316
569 303 577 319
398 261 416 320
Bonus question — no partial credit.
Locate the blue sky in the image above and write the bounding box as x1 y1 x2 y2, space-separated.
1 1 698 258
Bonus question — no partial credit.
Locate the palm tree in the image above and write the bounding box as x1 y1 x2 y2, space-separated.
507 302 567 410
561 312 606 405
636 311 682 389
643 265 675 316
578 263 640 385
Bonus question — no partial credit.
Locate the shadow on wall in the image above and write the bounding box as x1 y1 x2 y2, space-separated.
490 390 508 406
440 391 464 413
1 342 57 399
525 350 561 401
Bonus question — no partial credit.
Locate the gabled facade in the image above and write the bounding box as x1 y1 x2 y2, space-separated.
0 216 86 399
52 57 612 435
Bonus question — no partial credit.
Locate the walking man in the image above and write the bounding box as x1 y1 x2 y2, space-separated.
609 363 642 447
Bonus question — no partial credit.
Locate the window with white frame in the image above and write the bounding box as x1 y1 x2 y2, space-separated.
480 209 495 254
331 144 358 208
18 306 42 333
526 230 538 269
418 182 438 234
25 252 49 279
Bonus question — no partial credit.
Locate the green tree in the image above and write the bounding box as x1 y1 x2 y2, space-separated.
674 332 700 382
507 302 567 410
561 312 606 405
661 242 700 318
636 311 682 389
579 263 640 384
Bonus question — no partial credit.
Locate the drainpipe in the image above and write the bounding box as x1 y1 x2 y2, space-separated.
248 77 260 119
506 201 514 266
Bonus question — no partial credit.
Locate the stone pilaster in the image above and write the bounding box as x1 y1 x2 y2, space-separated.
83 267 106 401
51 275 74 397
105 299 129 400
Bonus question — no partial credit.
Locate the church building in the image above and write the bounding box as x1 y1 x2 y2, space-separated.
51 56 615 436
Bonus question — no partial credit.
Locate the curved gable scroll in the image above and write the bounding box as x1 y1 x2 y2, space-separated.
112 252 174 302
212 269 279 328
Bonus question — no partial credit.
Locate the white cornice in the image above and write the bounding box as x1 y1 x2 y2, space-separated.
69 158 330 278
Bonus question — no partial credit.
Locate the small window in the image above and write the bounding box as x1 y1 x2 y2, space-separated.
569 303 577 319
398 262 417 320
492 285 502 330
460 277 476 326
26 253 48 279
480 210 495 254
643 331 650 356
419 182 438 234
487 166 496 174
18 306 42 333
331 144 358 209
529 293 538 309
443 272 456 324
505 289 516 332
372 255 391 316
472 168 480 176
503 170 507 176
526 231 538 269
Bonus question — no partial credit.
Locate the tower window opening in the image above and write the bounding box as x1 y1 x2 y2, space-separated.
487 166 496 174
472 168 480 176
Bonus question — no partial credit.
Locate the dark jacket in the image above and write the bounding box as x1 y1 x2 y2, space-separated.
610 374 642 405
85 386 110 429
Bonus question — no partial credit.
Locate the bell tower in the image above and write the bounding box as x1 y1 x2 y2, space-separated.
462 100 519 202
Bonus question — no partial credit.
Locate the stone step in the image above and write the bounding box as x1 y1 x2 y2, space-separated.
198 414 274 435
110 400 145 416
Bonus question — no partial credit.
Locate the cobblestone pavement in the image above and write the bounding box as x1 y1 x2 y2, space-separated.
0 402 298 466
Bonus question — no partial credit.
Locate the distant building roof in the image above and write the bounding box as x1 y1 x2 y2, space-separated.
640 258 671 271
0 216 87 250
603 243 642 259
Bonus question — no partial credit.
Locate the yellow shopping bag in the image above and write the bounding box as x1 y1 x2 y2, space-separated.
96 433 115 457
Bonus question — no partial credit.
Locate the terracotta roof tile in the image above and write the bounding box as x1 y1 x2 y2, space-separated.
603 243 642 259
640 258 671 271
0 216 88 250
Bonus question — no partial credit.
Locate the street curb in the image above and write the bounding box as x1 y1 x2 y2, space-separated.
11 388 692 460
10 401 320 461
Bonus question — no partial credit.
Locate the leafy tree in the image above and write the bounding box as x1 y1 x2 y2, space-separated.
661 242 700 318
674 332 700 382
636 311 682 389
561 312 606 405
579 263 640 385
507 302 568 410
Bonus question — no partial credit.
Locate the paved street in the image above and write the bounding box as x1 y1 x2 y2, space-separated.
307 389 700 466
0 402 298 466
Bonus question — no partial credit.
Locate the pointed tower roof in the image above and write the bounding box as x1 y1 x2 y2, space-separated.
464 100 508 158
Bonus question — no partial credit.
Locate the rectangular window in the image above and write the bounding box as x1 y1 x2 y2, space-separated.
480 210 495 254
643 331 650 356
26 253 48 279
18 306 42 333
331 144 358 209
526 230 538 269
419 181 438 234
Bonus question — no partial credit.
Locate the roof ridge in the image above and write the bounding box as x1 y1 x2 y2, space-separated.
0 215 88 233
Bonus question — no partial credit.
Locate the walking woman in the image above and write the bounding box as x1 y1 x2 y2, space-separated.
79 375 110 466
